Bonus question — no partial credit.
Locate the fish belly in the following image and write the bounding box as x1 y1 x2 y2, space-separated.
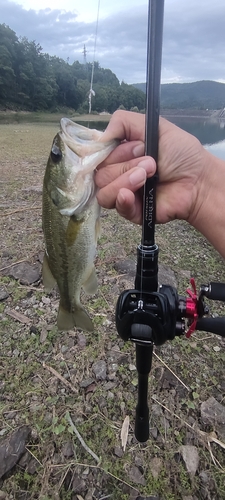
42 184 100 332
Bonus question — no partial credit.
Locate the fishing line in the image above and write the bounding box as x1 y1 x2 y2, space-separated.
89 0 101 114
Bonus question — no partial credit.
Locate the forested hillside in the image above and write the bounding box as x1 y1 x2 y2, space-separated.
0 23 145 112
134 80 225 109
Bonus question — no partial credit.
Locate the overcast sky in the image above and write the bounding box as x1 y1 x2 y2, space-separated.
1 0 225 84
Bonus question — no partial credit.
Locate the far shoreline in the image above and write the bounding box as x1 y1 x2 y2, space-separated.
0 109 224 122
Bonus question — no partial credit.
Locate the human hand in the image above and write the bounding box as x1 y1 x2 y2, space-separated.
95 110 206 226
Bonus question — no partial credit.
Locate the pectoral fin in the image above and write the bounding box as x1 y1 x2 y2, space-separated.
82 267 98 294
42 252 56 292
95 215 101 244
57 303 94 332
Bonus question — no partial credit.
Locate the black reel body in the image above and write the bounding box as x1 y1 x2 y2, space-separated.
116 285 180 346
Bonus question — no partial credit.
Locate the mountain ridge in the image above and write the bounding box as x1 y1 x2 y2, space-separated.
133 80 225 110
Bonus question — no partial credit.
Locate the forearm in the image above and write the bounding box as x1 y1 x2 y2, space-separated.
188 148 225 259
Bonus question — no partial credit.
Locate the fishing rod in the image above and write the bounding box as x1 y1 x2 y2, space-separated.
115 0 225 443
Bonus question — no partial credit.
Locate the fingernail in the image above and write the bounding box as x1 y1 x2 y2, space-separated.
137 158 155 173
133 143 145 157
117 190 126 205
129 168 146 186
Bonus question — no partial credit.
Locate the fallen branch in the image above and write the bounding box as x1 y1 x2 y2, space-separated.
66 412 100 464
2 205 41 216
6 309 31 324
153 351 190 391
0 258 28 272
50 461 139 492
42 362 78 394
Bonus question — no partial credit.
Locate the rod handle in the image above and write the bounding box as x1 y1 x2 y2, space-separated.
196 317 225 337
204 282 225 302
135 401 150 442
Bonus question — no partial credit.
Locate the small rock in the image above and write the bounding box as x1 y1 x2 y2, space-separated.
62 440 74 458
179 445 199 476
41 296 51 305
107 391 114 399
92 360 107 381
0 287 9 301
72 476 86 493
128 466 146 486
0 426 31 479
149 457 162 479
2 251 12 258
201 396 225 425
40 328 48 344
114 259 136 277
102 318 113 327
6 262 41 285
161 368 179 388
0 491 7 499
27 457 40 474
135 457 143 468
29 325 39 335
201 396 225 439
0 429 7 437
104 381 116 390
61 345 68 354
151 403 163 417
114 446 123 458
4 411 17 420
77 332 87 349
80 378 94 388
85 488 95 500
85 383 96 394
150 427 158 439
199 471 211 485
12 349 20 357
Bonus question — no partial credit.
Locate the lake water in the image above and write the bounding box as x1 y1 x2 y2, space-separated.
78 115 225 161
166 116 225 161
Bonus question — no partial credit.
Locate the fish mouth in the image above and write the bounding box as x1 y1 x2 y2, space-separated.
60 117 104 158
51 118 117 216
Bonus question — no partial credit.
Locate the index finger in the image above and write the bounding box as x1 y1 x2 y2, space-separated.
100 110 146 143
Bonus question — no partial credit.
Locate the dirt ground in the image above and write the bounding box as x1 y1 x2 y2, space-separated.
0 118 225 500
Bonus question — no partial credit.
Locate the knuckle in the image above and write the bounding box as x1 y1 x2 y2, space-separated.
121 161 136 175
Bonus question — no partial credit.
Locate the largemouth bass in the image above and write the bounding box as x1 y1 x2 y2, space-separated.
42 118 117 332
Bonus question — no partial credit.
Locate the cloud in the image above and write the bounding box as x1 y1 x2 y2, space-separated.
0 0 225 84
162 0 225 82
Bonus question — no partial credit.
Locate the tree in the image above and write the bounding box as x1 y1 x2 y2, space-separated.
0 24 18 103
0 22 147 113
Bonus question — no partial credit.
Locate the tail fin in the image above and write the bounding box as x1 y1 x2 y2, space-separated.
57 303 94 332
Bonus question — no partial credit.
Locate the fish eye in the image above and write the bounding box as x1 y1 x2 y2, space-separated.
51 144 62 163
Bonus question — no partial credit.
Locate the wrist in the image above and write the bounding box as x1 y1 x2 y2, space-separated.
188 147 225 257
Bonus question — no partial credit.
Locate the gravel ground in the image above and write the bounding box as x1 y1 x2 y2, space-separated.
0 119 225 500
